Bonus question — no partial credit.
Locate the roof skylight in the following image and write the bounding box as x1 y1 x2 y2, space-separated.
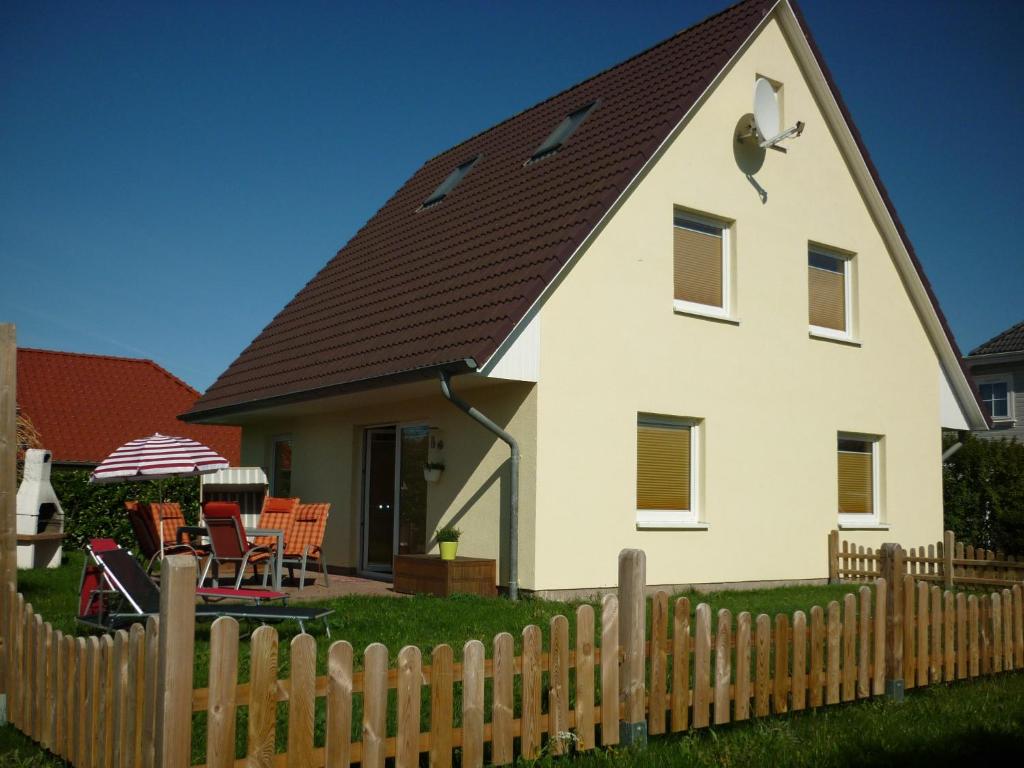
421 155 480 208
529 101 597 162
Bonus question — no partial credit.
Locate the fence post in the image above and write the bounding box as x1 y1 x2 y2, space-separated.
943 531 955 590
828 530 840 584
879 543 905 701
154 555 196 768
618 549 647 747
0 324 18 726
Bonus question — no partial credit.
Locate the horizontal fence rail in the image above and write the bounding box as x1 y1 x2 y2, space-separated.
4 546 1024 767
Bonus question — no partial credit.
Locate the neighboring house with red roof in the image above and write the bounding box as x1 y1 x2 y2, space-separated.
18 348 240 467
183 0 986 596
964 320 1024 443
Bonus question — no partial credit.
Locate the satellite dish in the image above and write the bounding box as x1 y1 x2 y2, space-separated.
743 77 804 151
753 78 780 141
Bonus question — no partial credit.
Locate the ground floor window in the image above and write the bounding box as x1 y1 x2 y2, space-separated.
636 415 700 527
272 437 292 497
837 434 881 526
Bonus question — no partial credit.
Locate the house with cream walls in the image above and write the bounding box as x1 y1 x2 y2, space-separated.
183 0 988 596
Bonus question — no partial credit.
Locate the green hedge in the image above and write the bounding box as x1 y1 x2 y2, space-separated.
51 468 201 551
943 435 1024 555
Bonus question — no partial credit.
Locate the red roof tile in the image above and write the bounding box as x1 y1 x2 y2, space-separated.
185 0 976 422
17 348 241 465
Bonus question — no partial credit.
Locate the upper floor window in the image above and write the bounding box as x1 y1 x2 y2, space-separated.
808 247 853 340
673 212 730 319
979 380 1011 420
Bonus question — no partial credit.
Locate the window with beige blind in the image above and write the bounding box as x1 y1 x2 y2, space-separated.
636 416 701 527
837 436 881 526
673 213 730 318
808 249 851 338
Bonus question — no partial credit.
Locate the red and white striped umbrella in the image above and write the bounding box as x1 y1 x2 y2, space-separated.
90 433 229 483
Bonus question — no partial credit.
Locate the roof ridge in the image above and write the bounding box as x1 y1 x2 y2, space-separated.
18 347 201 397
968 318 1024 356
420 0 772 167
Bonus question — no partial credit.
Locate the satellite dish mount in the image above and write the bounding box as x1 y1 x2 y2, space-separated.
738 77 804 153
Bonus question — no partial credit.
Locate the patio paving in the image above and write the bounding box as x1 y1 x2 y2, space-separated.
278 572 407 601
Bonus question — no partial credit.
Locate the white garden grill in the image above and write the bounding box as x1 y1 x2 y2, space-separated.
16 449 65 569
200 467 269 528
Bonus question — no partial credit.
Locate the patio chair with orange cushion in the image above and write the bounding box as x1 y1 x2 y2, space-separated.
252 496 299 550
125 501 205 574
282 503 330 588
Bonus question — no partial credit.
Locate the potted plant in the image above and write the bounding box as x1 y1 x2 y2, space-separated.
423 461 445 483
436 526 461 560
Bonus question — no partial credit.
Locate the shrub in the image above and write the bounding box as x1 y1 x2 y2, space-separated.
50 468 201 550
943 435 1024 555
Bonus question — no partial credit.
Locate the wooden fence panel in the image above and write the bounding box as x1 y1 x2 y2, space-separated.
943 591 955 682
693 604 712 727
956 592 967 680
111 629 129 768
1014 585 1024 668
649 593 668 735
361 642 388 768
548 615 570 752
841 596 855 703
462 640 485 768
872 579 886 696
429 644 454 768
916 581 928 687
791 611 806 712
100 633 115 768
774 614 789 715
903 575 916 689
325 640 353 768
126 623 145 768
599 595 619 746
670 597 690 733
930 586 942 684
809 605 824 708
288 634 317 768
735 612 752 720
992 593 1003 674
857 587 870 699
826 602 840 705
714 609 732 725
247 625 279 768
754 613 770 717
141 617 159 768
574 605 595 750
968 595 980 677
521 625 542 759
1001 588 1013 671
205 617 239 768
491 633 514 764
395 645 422 768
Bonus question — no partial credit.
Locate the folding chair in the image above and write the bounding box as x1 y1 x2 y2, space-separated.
125 501 204 574
252 496 299 550
282 503 331 588
201 501 274 589
80 544 332 635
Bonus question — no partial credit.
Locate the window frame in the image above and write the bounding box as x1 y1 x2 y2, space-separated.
672 210 733 322
836 432 883 529
976 376 1014 421
808 245 855 342
635 414 703 529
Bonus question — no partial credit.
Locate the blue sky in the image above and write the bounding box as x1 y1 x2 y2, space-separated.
2 0 1021 392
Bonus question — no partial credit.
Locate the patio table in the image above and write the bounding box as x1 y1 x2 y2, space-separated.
245 527 285 591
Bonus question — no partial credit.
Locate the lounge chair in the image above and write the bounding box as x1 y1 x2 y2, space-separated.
80 544 333 635
201 501 274 589
253 496 299 550
125 501 206 574
282 503 331 588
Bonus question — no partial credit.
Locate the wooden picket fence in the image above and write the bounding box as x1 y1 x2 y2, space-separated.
3 548 1024 767
829 529 1024 589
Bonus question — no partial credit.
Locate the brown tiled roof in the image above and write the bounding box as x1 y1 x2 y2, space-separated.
18 348 241 465
967 320 1024 356
185 0 777 419
185 0 977 423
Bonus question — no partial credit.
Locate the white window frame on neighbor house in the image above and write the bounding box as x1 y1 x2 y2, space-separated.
672 211 735 323
837 432 885 530
635 414 705 529
808 244 856 344
975 376 1014 422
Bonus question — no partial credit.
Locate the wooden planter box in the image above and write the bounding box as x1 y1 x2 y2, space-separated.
393 554 497 597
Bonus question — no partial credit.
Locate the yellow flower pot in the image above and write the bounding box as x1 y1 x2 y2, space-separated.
439 541 459 561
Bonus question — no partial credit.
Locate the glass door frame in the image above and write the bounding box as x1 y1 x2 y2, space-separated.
359 421 429 578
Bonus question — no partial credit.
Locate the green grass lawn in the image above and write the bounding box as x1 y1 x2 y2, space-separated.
4 553 1022 765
